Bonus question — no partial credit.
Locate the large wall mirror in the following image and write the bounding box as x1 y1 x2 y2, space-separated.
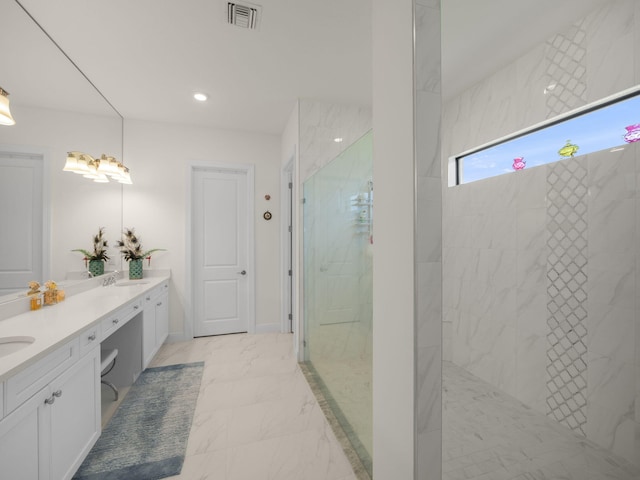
0 0 123 298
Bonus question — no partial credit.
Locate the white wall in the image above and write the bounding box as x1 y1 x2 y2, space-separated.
121 119 281 338
372 0 417 477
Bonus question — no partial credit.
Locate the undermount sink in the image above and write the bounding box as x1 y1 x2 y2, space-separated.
115 280 150 287
0 336 35 358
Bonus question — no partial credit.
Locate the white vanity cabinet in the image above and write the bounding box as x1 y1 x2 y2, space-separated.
155 286 169 349
142 281 169 368
0 381 47 479
49 346 101 480
0 343 100 480
0 275 170 479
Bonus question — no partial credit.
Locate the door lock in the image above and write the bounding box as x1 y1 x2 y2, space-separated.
238 270 247 275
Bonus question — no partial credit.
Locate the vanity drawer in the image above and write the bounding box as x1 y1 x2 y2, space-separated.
5 338 79 415
144 282 168 303
101 299 142 339
101 314 119 338
119 299 143 324
78 324 101 357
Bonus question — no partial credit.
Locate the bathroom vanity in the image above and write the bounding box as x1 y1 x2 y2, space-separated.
0 274 170 480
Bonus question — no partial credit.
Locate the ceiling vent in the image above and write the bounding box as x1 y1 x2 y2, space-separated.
227 2 261 30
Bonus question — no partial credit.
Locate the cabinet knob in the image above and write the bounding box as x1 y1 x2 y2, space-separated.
113 318 119 325
146 296 151 301
157 302 162 306
134 305 139 310
45 390 62 405
88 334 96 341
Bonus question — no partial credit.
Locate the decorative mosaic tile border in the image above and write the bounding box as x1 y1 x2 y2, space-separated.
545 159 588 436
300 362 372 480
545 19 588 118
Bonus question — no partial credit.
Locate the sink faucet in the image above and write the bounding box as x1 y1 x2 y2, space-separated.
86 271 94 278
102 271 119 287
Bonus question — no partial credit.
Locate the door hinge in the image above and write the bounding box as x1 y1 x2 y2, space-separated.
288 225 292 233
288 313 292 320
288 182 292 189
302 198 306 204
288 269 292 276
303 340 307 347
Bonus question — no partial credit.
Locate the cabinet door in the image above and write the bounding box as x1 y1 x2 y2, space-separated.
142 294 157 368
155 292 169 348
49 347 100 480
0 387 49 480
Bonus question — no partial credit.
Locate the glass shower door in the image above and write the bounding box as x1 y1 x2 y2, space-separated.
302 130 373 475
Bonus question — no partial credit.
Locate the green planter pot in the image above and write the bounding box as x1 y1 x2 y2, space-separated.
88 259 105 277
129 258 143 279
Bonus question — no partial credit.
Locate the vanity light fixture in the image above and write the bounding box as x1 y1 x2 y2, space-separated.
63 151 91 174
193 92 208 102
63 151 133 184
0 87 16 126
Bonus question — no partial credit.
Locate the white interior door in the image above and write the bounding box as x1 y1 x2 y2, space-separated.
193 167 252 336
0 152 44 295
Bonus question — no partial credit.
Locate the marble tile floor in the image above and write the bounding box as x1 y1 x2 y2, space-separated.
306 322 373 460
301 362 372 480
143 333 357 480
443 361 640 480
306 358 373 467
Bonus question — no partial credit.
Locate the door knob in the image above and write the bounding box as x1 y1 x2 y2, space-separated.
238 270 247 275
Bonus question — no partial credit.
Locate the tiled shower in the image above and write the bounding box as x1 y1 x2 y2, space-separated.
442 0 640 467
302 131 373 475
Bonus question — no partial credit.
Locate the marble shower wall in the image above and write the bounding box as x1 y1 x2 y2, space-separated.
298 99 372 183
415 0 442 479
442 0 640 467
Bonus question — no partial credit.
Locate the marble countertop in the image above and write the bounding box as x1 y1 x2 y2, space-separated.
0 274 170 382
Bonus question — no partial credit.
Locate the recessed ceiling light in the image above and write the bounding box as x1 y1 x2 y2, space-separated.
334 137 343 143
543 82 558 95
194 92 208 102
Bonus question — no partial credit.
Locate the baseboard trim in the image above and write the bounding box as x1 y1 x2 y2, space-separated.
167 332 188 343
255 323 281 334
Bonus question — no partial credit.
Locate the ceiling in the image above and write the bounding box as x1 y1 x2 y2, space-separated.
7 0 610 136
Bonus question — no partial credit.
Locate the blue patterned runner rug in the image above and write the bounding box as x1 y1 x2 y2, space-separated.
74 362 204 480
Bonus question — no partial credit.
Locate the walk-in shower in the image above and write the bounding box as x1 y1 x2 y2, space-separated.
302 130 373 477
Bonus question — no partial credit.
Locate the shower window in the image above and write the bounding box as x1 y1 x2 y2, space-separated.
454 88 640 185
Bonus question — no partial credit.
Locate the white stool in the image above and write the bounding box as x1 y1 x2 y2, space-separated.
100 348 119 401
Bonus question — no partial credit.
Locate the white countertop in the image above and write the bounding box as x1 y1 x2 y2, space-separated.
0 274 170 382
